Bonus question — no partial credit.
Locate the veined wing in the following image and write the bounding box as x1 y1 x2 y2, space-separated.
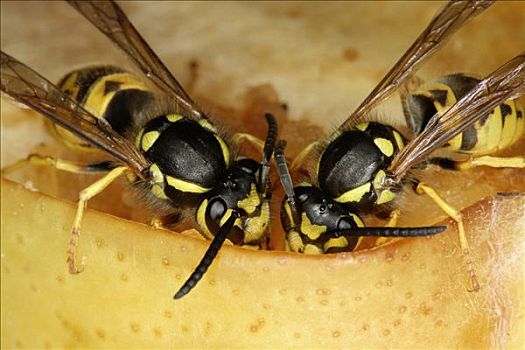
338 0 494 131
68 0 204 120
388 52 525 182
1 51 151 176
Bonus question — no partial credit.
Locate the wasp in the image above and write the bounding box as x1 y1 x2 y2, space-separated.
275 0 524 292
403 74 524 170
0 0 279 299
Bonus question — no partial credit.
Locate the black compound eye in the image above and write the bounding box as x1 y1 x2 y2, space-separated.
337 216 356 231
208 198 227 221
319 204 326 213
236 158 259 174
240 164 256 175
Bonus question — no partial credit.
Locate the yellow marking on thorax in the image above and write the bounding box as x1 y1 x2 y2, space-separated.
215 135 231 166
237 184 260 214
166 175 210 194
334 182 371 204
148 164 168 199
355 122 369 131
166 114 183 123
200 120 232 174
373 170 386 189
199 119 218 133
392 130 404 150
141 131 160 152
149 163 164 183
83 73 148 117
374 138 394 157
300 213 326 241
191 107 230 167
324 236 349 252
372 170 396 205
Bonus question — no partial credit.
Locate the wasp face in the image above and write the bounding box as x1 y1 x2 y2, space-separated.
281 184 364 254
197 158 269 248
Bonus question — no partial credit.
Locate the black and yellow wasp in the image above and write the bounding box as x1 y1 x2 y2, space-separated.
0 0 279 299
274 0 524 292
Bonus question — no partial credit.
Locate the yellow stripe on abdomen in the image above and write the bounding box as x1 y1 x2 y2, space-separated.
83 73 149 117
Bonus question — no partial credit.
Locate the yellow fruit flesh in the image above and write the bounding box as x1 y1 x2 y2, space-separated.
2 179 524 348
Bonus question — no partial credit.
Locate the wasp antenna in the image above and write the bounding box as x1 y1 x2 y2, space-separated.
333 225 446 238
257 113 278 195
173 211 240 300
274 140 301 223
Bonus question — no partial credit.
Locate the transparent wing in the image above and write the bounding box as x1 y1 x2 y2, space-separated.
338 0 494 131
1 51 151 175
388 52 525 182
68 0 204 119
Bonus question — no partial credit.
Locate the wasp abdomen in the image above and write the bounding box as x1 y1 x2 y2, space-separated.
48 66 154 151
404 74 524 157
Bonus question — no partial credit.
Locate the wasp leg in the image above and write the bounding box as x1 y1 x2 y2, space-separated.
67 166 128 274
415 182 480 292
355 209 401 250
151 212 183 229
231 133 265 151
1 154 111 175
290 141 320 172
384 209 400 227
454 156 525 170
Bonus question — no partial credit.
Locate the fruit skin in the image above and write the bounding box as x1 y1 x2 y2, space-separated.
1 177 523 348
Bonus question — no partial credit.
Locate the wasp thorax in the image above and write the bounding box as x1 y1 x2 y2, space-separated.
317 122 405 210
136 114 230 206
